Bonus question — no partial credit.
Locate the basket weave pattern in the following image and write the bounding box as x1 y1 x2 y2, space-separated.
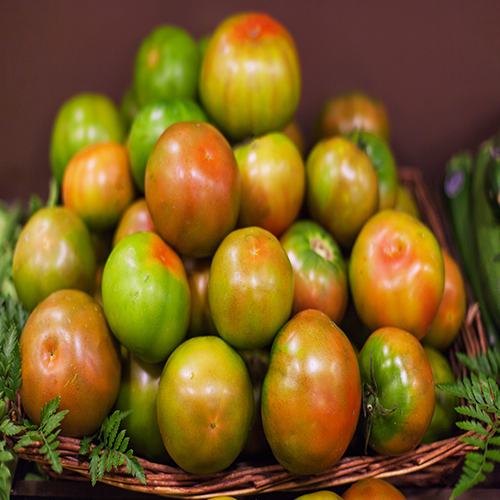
4 167 488 498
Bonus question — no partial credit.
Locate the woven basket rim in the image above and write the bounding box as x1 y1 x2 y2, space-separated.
4 166 490 498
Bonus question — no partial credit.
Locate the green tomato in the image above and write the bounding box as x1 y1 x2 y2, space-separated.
101 231 190 364
50 93 126 184
127 98 208 192
133 25 201 107
421 345 459 444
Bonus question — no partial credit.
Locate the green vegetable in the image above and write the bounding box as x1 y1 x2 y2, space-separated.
443 151 500 347
486 147 500 220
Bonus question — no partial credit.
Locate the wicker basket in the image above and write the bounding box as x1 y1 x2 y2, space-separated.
4 166 489 498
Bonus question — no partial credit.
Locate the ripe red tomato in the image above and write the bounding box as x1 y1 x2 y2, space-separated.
306 136 379 249
112 198 157 248
342 478 407 499
422 248 467 350
62 141 136 232
261 309 362 475
19 289 122 438
101 231 190 364
348 209 445 340
208 226 294 349
233 132 305 236
279 220 348 324
358 326 435 456
12 206 96 311
199 12 301 141
314 90 390 143
145 121 241 258
156 336 254 474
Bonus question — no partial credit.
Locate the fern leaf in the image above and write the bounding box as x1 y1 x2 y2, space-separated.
456 420 489 437
124 454 146 485
484 448 500 462
456 405 493 426
462 435 487 448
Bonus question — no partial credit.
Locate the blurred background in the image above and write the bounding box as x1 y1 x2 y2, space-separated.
1 0 500 202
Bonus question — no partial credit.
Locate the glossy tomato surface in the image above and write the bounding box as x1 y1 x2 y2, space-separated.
12 206 96 311
348 209 445 340
199 12 301 141
145 121 241 258
422 248 467 350
127 98 208 192
62 141 136 232
342 478 407 499
262 309 361 475
306 136 379 249
101 231 190 363
358 326 435 456
112 198 157 248
157 336 254 474
233 131 305 236
50 93 127 184
208 226 294 349
20 290 122 438
279 220 348 324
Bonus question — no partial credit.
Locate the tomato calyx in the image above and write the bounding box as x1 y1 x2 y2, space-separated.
362 350 397 453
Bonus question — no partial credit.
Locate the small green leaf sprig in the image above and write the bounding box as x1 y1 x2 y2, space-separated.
439 348 500 499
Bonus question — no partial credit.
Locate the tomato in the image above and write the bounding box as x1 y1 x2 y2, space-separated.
342 478 407 499
233 132 305 236
112 198 157 248
157 336 254 474
120 87 141 131
348 129 398 210
19 289 122 438
261 309 361 475
279 220 348 324
182 256 218 338
306 136 379 249
422 249 467 350
50 93 127 184
114 351 170 463
282 120 305 157
62 141 136 232
133 25 201 107
358 326 435 456
208 226 294 349
421 345 459 444
145 121 241 258
12 206 96 311
127 98 208 192
199 12 301 141
348 210 445 340
393 182 421 219
314 91 390 143
295 492 342 500
101 231 190 364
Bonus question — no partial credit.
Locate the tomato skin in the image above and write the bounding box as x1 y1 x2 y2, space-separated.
208 226 294 349
295 492 343 500
101 231 190 364
133 25 201 107
306 136 379 249
421 345 459 444
50 93 127 185
157 336 254 474
127 98 208 193
199 12 301 141
315 91 390 143
20 290 122 438
279 220 348 324
112 198 157 248
233 132 305 237
261 309 362 475
145 121 241 258
393 182 421 219
114 351 170 463
342 478 407 499
348 210 445 340
358 327 435 456
422 249 467 350
12 206 96 311
62 141 136 232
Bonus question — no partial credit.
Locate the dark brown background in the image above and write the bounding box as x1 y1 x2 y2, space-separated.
2 0 500 202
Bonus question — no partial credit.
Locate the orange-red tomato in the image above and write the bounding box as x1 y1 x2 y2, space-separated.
342 478 407 499
112 197 157 247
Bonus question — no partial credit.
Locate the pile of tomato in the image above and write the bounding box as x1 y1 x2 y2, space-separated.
11 10 467 496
